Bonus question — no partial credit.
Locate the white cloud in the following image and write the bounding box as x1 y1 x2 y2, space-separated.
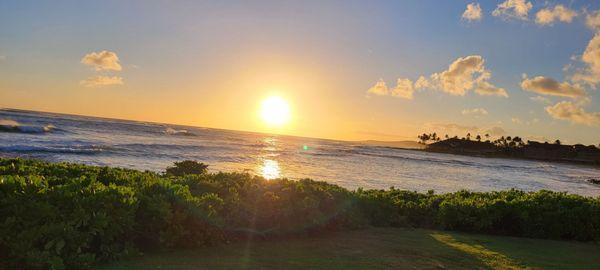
368 55 507 99
462 3 483 22
428 55 507 97
81 50 122 71
585 10 600 32
535 5 577 26
430 55 485 95
414 76 430 89
80 76 124 88
511 117 523 124
571 34 600 85
367 78 415 99
521 75 586 98
367 79 389 96
492 0 533 21
461 108 488 117
546 101 600 126
474 80 509 97
390 78 415 99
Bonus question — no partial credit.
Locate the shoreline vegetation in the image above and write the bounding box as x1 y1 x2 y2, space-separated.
1 159 599 269
403 133 600 168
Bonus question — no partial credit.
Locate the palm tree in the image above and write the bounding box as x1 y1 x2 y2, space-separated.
445 134 449 139
476 135 481 142
555 139 561 145
485 133 490 139
418 133 431 144
466 133 471 141
512 136 523 147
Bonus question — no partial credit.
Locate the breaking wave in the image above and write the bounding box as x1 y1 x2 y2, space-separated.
164 127 196 136
0 119 55 134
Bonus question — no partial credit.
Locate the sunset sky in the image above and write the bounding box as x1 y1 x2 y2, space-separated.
1 1 600 144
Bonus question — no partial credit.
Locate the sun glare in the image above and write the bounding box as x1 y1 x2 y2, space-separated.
260 96 290 126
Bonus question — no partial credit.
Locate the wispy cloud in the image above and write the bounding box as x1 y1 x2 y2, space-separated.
492 0 533 21
462 3 482 22
461 108 488 117
530 95 552 104
81 50 122 71
80 76 124 88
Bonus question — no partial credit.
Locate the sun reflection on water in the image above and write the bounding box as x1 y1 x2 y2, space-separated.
261 159 280 179
259 136 281 179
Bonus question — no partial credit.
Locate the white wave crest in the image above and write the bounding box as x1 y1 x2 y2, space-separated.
0 119 55 134
164 127 195 136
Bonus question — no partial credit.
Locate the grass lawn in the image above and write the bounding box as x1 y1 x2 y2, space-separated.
99 228 600 270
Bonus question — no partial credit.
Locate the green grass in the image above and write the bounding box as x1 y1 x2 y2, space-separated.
99 228 600 270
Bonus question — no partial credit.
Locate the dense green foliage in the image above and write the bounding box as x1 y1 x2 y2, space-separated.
0 158 598 269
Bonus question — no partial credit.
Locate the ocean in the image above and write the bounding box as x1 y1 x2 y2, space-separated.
1 109 599 197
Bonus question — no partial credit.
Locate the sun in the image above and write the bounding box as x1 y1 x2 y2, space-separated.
260 96 290 126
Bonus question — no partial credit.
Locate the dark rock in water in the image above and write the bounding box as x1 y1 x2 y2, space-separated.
0 125 20 133
588 179 600 185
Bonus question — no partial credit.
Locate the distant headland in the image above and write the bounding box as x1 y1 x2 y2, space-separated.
416 132 600 167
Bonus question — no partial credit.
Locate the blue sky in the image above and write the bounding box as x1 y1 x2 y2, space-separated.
1 1 599 144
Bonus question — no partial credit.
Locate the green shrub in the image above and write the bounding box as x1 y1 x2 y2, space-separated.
165 160 209 176
0 158 598 269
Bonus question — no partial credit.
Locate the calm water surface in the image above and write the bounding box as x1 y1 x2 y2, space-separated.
1 109 599 196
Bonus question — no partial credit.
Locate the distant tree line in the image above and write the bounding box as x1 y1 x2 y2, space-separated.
418 132 597 149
